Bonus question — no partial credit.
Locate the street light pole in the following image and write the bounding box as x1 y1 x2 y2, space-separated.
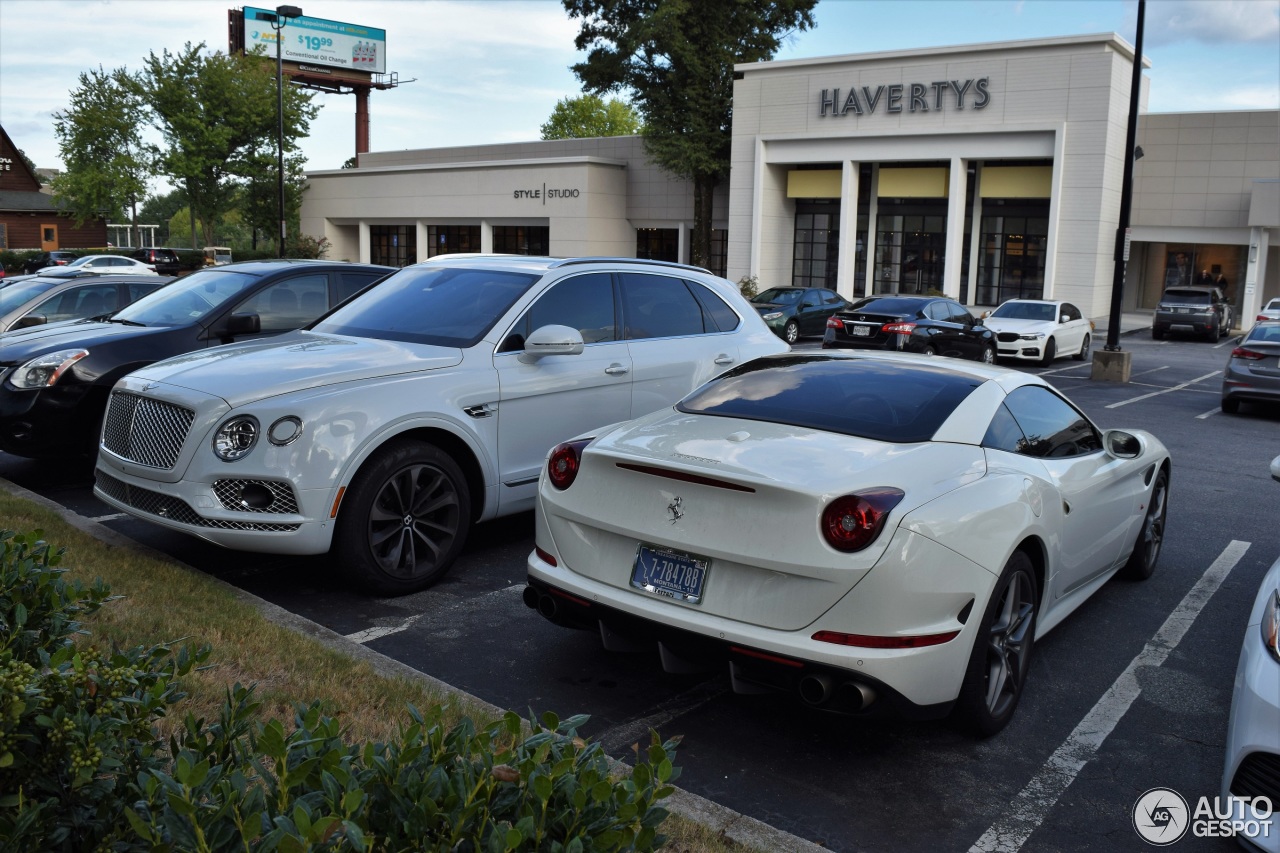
264 5 303 254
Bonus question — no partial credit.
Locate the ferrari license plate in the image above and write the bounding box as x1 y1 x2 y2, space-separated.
852 324 872 337
631 544 710 604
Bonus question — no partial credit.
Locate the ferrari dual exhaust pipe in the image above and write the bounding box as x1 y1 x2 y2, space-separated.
799 674 877 711
522 585 559 620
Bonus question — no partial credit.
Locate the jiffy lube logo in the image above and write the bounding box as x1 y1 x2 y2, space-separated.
1132 787 1273 845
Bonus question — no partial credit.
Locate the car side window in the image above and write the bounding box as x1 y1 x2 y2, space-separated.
686 280 740 332
235 274 331 333
947 302 974 325
1062 303 1082 321
925 301 950 322
802 290 822 308
501 272 616 352
337 272 384 304
823 290 845 306
1001 386 1103 458
981 403 1027 453
621 272 705 340
129 282 159 300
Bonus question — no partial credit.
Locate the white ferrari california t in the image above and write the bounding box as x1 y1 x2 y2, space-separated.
525 351 1171 735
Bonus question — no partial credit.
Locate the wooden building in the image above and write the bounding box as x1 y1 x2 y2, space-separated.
0 125 106 251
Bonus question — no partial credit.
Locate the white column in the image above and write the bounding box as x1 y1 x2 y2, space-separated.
1243 226 1270 324
943 157 967 301
480 220 493 254
750 138 766 278
358 221 371 264
836 161 860 300
677 221 689 265
415 221 429 263
862 165 880 298
967 162 984 306
1043 125 1067 297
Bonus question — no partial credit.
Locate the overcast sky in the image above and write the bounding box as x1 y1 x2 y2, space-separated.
1 0 1276 192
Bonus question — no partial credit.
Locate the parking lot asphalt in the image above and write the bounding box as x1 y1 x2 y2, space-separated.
2 330 1278 852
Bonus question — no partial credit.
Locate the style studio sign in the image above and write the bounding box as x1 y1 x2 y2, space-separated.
819 78 991 117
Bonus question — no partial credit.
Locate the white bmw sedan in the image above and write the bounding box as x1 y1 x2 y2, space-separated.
526 351 1170 735
984 299 1093 366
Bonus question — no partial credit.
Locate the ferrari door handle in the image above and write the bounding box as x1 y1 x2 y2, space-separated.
604 364 630 375
1063 500 1071 515
714 354 735 365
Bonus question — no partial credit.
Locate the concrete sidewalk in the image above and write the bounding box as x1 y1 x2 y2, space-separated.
1091 310 1152 338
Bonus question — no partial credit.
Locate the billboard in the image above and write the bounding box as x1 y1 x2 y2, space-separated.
242 6 386 74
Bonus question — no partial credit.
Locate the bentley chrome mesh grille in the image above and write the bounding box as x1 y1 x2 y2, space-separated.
102 392 195 469
96 472 300 532
212 479 300 514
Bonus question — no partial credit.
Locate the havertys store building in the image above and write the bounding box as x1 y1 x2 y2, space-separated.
302 34 1279 323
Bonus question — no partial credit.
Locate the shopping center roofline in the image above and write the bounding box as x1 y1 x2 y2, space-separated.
306 155 629 178
735 32 1151 73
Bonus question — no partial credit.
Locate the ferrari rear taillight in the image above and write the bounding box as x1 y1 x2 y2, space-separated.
821 488 905 552
881 322 916 334
1232 347 1267 360
547 438 593 490
826 317 844 330
811 629 959 648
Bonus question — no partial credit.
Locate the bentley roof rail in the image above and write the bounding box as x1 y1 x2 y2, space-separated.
549 257 710 273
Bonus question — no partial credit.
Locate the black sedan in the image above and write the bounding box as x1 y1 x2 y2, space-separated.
751 286 850 344
0 260 392 459
822 294 996 363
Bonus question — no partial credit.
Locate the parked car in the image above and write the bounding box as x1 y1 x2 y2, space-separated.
1219 454 1280 851
204 246 233 266
60 254 159 276
982 298 1093 366
131 247 183 276
1221 320 1280 414
0 273 170 333
751 286 850 344
91 256 788 596
1153 285 1234 341
0 260 392 459
1254 297 1280 327
22 250 79 275
526 351 1170 735
822 294 996 363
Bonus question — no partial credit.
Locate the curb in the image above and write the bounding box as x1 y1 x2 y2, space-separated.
0 475 826 853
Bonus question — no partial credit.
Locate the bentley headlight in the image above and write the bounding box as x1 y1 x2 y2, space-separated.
212 416 259 461
1018 333 1046 341
9 349 89 389
762 311 783 320
1263 589 1279 663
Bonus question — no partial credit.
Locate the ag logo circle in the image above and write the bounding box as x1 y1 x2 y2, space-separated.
1132 787 1189 845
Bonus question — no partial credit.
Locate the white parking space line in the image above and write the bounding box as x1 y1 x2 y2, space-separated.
89 513 129 522
1105 370 1222 409
1130 366 1170 379
1196 407 1222 420
968 540 1250 853
596 679 729 755
345 615 422 644
1037 364 1091 377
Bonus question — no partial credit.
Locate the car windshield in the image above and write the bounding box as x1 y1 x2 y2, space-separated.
754 288 803 305
113 268 260 326
991 302 1056 321
0 279 58 313
312 265 540 347
676 354 983 443
1162 289 1211 304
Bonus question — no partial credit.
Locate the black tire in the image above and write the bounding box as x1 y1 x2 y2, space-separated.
921 344 938 357
1072 334 1090 361
783 320 800 345
1152 327 1164 340
955 551 1038 737
1119 468 1168 581
1039 338 1056 367
334 439 472 595
1221 397 1240 414
980 345 996 365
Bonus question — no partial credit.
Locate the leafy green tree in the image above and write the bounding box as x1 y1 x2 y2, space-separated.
50 67 151 245
564 0 817 267
138 187 189 243
129 43 317 250
541 94 643 139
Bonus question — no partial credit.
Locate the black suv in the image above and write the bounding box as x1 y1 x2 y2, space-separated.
1153 286 1234 341
131 247 182 276
22 251 80 274
0 259 393 458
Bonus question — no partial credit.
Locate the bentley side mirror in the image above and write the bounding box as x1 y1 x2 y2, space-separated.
519 324 585 363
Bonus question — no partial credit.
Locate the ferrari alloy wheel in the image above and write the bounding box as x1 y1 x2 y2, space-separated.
1120 468 1168 581
784 320 800 344
957 551 1038 736
335 439 472 595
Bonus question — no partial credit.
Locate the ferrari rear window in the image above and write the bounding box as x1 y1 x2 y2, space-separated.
676 354 982 443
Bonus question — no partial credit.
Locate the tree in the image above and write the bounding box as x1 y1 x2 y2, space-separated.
130 43 317 250
564 0 817 267
138 187 189 242
50 67 151 245
541 94 642 139
16 150 47 184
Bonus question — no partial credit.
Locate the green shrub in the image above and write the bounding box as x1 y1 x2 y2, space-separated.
0 530 679 851
737 274 759 299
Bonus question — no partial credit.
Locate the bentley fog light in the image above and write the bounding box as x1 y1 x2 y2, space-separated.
267 416 303 446
212 416 259 461
10 349 89 389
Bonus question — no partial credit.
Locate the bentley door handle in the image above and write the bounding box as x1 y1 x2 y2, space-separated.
714 354 735 365
604 364 630 375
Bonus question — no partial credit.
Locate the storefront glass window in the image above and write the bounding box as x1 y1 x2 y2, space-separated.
873 202 947 295
975 203 1049 304
427 225 480 258
636 228 678 262
793 200 840 289
371 225 417 267
492 226 549 255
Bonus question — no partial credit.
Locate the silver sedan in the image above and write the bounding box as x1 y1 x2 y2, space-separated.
1222 320 1280 414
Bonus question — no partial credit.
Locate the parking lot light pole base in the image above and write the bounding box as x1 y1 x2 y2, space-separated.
1091 348 1132 383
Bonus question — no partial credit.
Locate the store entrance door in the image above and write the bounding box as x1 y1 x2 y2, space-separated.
873 203 947 295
